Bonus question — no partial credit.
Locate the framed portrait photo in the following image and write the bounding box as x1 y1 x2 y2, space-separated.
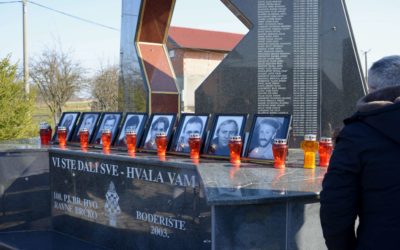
244 114 292 160
170 114 209 154
205 114 247 157
91 112 123 145
140 114 176 152
71 112 101 143
52 112 80 142
115 113 148 148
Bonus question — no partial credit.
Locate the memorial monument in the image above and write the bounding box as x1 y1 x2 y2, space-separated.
195 0 367 145
120 0 180 113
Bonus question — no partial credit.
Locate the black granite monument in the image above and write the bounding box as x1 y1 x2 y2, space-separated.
195 0 367 145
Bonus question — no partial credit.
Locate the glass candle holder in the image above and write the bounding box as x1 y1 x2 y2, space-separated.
319 137 333 167
39 122 52 145
228 136 242 164
300 134 319 169
57 126 67 146
101 128 112 150
188 133 201 159
155 132 167 156
125 129 137 153
272 139 288 169
79 128 89 148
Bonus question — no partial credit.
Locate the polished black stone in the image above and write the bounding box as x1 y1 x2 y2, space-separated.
0 148 51 232
195 0 367 146
49 148 211 250
0 143 327 249
0 231 107 250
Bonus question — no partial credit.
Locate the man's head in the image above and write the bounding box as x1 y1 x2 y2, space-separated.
150 117 170 139
103 115 117 131
368 55 400 92
62 115 73 128
125 116 140 131
182 116 203 144
216 119 238 147
83 115 95 130
255 119 280 147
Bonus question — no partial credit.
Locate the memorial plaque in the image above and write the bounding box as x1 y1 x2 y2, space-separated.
195 0 367 145
50 150 211 250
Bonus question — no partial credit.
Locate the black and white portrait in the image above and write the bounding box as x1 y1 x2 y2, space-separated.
206 115 246 157
72 112 101 143
115 113 147 147
171 114 209 153
142 114 176 150
53 112 80 142
245 115 291 160
93 113 122 144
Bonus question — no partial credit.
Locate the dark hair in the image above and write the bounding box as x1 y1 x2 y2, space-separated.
183 116 203 133
126 116 140 128
62 114 73 126
104 115 117 124
216 119 238 135
257 118 280 131
152 117 170 131
368 55 400 90
85 114 95 122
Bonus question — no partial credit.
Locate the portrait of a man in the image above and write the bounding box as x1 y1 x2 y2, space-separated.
116 114 146 147
72 113 100 142
172 115 208 153
93 113 122 144
246 115 291 160
53 112 79 142
207 115 245 156
142 115 174 150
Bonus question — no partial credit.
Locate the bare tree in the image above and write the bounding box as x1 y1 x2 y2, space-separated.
91 65 119 111
30 49 84 124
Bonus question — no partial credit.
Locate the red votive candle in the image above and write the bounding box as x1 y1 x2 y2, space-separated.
126 129 137 153
228 136 242 164
39 122 52 145
188 133 201 159
57 126 67 147
79 128 89 148
155 132 167 156
319 137 333 167
272 139 288 169
101 128 112 150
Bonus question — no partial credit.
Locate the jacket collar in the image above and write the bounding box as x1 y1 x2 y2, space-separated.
356 85 400 112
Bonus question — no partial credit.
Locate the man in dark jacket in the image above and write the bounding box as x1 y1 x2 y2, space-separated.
320 55 400 249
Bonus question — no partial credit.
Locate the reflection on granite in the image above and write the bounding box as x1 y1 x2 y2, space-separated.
197 149 327 205
0 137 45 151
48 147 326 207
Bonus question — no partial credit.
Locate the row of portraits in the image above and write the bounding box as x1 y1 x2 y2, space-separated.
54 112 292 160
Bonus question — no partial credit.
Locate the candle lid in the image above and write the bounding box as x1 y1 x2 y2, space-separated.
304 134 317 141
229 135 241 141
156 132 166 137
58 126 67 131
102 128 112 134
273 138 287 145
189 133 200 139
39 122 50 129
80 128 89 132
126 129 137 135
320 137 332 143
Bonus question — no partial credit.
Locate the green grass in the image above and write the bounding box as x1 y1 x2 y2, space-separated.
33 100 93 128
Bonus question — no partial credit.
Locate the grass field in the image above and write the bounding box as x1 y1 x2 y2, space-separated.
33 100 93 128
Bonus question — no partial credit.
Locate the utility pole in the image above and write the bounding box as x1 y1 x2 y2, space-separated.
22 0 29 94
362 49 371 84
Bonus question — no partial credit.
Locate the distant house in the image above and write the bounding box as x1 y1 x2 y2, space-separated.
167 27 245 112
